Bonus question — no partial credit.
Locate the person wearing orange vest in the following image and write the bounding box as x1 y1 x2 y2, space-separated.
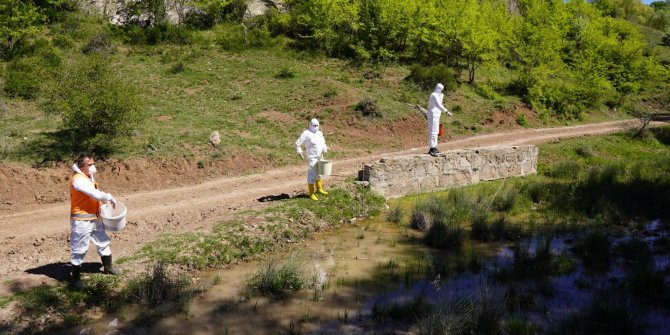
69 155 118 289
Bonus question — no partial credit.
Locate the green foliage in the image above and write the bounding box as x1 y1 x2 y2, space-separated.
4 57 42 99
215 22 281 51
406 64 458 91
354 98 382 117
194 0 248 23
41 55 143 157
81 33 115 55
0 0 45 56
275 66 296 79
120 23 193 45
515 113 528 126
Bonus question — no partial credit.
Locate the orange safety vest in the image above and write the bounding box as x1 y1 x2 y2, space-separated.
70 173 100 220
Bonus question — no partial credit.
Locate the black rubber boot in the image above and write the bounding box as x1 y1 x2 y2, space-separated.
71 265 84 290
101 255 120 275
429 148 439 157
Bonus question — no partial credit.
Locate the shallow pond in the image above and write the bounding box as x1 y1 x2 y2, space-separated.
80 218 670 335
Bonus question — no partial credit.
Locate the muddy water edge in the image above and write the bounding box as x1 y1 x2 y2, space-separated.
79 210 670 335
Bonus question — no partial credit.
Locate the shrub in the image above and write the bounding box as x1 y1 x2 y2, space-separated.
81 33 115 55
3 58 41 99
183 9 215 30
42 55 143 156
662 33 670 47
354 98 382 118
274 66 295 79
516 113 528 127
406 64 458 91
168 62 186 74
575 144 596 158
121 23 192 45
216 23 279 51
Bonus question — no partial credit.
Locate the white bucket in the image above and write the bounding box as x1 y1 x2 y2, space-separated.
317 160 332 176
100 202 127 232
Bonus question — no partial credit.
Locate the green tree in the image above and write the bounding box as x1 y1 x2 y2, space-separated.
42 56 144 156
457 0 508 83
0 0 45 54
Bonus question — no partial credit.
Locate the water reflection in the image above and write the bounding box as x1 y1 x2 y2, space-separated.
81 217 669 335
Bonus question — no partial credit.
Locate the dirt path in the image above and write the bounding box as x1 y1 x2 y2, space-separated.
0 120 645 292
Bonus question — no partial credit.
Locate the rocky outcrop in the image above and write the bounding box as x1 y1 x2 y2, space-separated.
78 0 284 25
361 145 538 198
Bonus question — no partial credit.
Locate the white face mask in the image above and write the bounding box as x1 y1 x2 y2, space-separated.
88 165 97 175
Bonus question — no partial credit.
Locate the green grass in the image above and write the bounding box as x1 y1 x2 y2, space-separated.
3 11 663 164
126 187 384 268
248 252 311 295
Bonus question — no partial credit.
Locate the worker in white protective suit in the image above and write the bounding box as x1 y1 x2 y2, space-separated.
295 118 329 201
427 83 453 157
68 155 119 289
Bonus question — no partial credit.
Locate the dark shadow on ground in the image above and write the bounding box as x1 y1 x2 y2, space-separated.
25 261 104 283
257 193 292 202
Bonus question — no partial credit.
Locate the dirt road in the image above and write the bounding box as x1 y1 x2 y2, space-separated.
0 120 644 292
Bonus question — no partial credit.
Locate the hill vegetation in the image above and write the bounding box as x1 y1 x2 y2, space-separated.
0 0 669 163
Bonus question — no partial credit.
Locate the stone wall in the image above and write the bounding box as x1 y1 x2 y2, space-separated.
361 145 538 198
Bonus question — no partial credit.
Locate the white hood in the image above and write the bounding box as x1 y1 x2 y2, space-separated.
72 163 94 183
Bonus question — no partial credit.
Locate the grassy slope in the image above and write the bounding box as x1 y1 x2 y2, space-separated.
1 14 668 165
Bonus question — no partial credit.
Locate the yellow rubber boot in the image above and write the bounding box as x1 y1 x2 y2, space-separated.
316 180 328 195
308 184 318 201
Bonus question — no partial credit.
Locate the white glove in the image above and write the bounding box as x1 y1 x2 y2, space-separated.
447 111 453 116
323 146 328 153
109 197 117 209
298 152 304 160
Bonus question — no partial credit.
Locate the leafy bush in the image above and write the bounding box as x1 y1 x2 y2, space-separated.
663 33 670 46
406 64 458 91
183 9 215 30
354 98 382 117
516 113 528 127
215 23 279 51
4 57 42 99
121 24 192 45
42 55 143 156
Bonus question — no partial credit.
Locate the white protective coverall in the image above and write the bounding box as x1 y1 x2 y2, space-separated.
295 119 328 184
70 163 115 266
427 83 450 149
